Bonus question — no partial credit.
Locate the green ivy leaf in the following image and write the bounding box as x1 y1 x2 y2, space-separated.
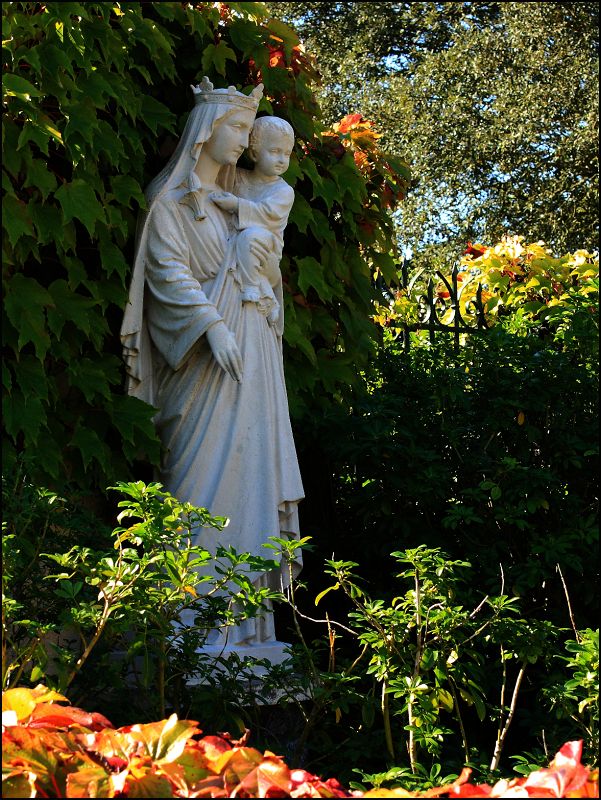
23 158 58 201
29 202 63 245
2 363 12 393
110 395 158 446
140 95 176 135
3 194 34 247
228 19 266 58
229 2 268 21
202 40 237 76
13 356 49 403
286 103 314 140
67 357 119 403
17 121 50 155
69 423 111 472
3 73 43 99
55 179 105 237
309 208 336 245
38 41 76 78
289 194 314 233
98 235 130 281
46 280 98 339
3 389 47 445
110 176 146 210
4 274 53 360
188 9 209 38
82 69 120 106
372 251 398 283
93 120 126 166
63 100 100 146
297 256 331 301
299 157 324 195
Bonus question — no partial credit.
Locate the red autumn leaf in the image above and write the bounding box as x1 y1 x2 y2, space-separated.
65 766 111 798
463 242 487 258
124 771 175 798
197 734 233 764
256 757 292 797
522 740 590 797
216 728 251 747
445 786 494 797
358 219 376 238
381 184 395 208
337 113 363 134
120 714 200 762
219 746 264 792
28 703 99 730
269 47 285 68
354 150 369 167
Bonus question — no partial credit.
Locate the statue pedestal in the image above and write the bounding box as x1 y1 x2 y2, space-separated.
186 641 303 704
188 640 290 683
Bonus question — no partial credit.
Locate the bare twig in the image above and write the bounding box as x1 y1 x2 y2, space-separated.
408 568 423 774
449 676 469 764
556 564 581 643
490 659 527 771
382 679 395 762
469 594 489 618
344 641 369 677
282 601 357 637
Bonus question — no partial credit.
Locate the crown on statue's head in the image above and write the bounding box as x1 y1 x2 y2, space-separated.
191 77 264 109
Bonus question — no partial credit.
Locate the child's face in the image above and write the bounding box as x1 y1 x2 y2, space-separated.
252 131 293 177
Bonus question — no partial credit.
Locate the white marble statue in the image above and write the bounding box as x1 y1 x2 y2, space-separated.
120 78 304 655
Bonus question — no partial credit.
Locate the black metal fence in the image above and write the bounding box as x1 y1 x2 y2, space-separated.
395 262 489 351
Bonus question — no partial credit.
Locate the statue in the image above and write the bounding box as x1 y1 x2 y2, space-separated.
120 78 304 659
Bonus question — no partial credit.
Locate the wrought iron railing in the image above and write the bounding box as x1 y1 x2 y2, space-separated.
395 262 489 351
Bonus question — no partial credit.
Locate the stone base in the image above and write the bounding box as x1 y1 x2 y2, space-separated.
187 640 291 684
186 640 307 704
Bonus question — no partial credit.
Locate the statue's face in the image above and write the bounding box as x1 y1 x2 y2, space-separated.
203 108 256 166
251 130 293 177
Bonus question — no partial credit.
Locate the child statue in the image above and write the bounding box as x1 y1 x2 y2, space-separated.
209 116 295 329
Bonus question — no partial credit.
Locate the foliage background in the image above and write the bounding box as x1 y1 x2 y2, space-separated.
2 0 599 788
269 1 599 266
2 0 407 495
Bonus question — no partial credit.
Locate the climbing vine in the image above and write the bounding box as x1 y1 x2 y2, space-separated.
2 1 410 489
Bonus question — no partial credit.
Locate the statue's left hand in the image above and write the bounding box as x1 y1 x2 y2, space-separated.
206 321 243 382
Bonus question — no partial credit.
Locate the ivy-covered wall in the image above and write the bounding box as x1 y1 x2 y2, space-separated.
2 1 410 492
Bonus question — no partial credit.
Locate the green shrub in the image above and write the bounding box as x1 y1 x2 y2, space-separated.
2 479 283 720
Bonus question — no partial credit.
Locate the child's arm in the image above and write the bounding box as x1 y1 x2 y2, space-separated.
209 191 239 213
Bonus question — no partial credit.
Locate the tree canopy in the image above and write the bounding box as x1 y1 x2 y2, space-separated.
269 2 599 264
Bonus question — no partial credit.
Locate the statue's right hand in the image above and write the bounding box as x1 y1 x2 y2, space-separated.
206 321 243 383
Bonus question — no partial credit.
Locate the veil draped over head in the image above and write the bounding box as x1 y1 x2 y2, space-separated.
120 86 261 406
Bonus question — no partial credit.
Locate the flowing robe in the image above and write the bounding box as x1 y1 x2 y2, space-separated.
139 186 304 638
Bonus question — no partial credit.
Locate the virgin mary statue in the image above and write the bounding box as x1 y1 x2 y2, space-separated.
120 78 304 650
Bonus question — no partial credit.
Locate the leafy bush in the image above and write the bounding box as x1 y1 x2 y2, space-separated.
292 243 598 774
2 686 599 798
542 629 599 762
2 480 284 721
378 236 599 362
